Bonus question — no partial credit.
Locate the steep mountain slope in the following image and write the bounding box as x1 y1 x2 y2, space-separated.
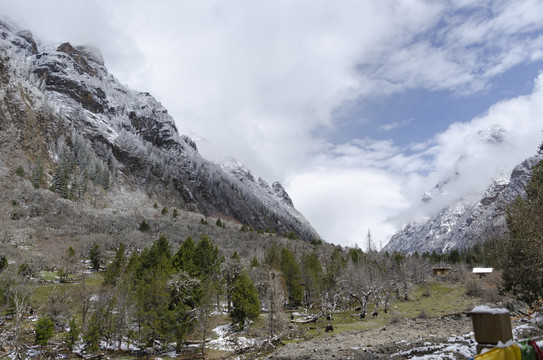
0 18 319 241
384 153 542 254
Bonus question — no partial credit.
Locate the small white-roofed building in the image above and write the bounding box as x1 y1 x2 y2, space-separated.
473 267 493 277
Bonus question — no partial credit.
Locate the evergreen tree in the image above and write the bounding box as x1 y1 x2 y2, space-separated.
230 272 260 327
84 311 101 353
104 243 126 285
31 156 44 189
89 243 101 271
35 316 54 346
193 235 221 279
280 247 303 306
250 256 260 267
265 244 280 269
301 252 324 305
138 234 172 274
172 236 196 276
138 219 150 232
65 317 80 351
503 159 543 303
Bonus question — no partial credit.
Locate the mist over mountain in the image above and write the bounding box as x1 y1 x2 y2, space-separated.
384 142 543 255
0 17 319 242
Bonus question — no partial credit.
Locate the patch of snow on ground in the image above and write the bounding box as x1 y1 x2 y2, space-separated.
208 323 258 352
392 331 476 359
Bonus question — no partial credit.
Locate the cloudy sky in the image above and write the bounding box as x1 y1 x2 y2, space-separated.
2 0 543 248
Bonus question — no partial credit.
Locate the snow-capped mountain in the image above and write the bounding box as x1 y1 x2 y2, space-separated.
0 17 320 241
384 153 542 254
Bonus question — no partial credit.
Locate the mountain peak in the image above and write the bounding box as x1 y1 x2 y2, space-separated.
385 152 542 254
0 18 320 242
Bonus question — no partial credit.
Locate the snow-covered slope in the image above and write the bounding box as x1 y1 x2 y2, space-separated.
384 153 542 254
0 17 320 241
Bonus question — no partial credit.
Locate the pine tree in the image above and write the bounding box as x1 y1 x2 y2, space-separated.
35 316 54 346
503 159 543 303
89 243 101 271
31 156 44 189
65 317 80 351
279 247 303 306
250 256 260 267
138 219 150 232
84 312 101 353
193 235 221 279
230 272 260 327
173 236 196 275
104 243 126 285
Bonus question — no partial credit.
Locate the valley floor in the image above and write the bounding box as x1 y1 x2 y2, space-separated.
265 313 543 359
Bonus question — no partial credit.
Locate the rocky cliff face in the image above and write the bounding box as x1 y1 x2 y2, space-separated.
384 154 542 254
0 18 320 241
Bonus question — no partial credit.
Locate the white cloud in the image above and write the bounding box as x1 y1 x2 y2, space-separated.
380 118 413 132
289 74 543 248
287 168 407 249
1 1 542 249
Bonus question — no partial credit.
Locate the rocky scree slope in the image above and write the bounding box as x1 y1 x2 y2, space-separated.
384 152 543 254
0 18 319 241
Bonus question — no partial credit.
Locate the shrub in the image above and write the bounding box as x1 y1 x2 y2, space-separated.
250 256 260 267
161 207 168 215
286 231 299 240
389 314 404 324
465 279 484 297
417 309 431 319
200 218 208 225
0 255 7 272
16 165 24 177
138 219 150 232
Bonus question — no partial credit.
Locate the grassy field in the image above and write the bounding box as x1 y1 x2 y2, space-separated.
293 280 482 339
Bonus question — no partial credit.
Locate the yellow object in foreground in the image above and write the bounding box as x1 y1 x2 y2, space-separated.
474 345 521 360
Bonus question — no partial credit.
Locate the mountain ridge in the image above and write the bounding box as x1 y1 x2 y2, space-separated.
0 17 320 241
384 152 542 254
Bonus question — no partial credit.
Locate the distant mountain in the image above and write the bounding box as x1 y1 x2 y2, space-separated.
0 17 320 241
384 136 542 254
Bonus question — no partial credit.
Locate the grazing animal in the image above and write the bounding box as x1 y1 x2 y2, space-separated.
326 314 332 321
325 324 334 333
290 314 294 320
372 310 378 317
360 311 366 319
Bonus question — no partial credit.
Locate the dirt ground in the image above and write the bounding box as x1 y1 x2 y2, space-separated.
264 313 543 359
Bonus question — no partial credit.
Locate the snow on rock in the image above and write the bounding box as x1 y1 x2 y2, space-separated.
208 324 257 352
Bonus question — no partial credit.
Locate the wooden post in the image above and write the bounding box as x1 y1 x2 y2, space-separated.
471 305 513 354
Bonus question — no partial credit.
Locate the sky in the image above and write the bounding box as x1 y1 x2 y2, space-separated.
1 0 543 249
